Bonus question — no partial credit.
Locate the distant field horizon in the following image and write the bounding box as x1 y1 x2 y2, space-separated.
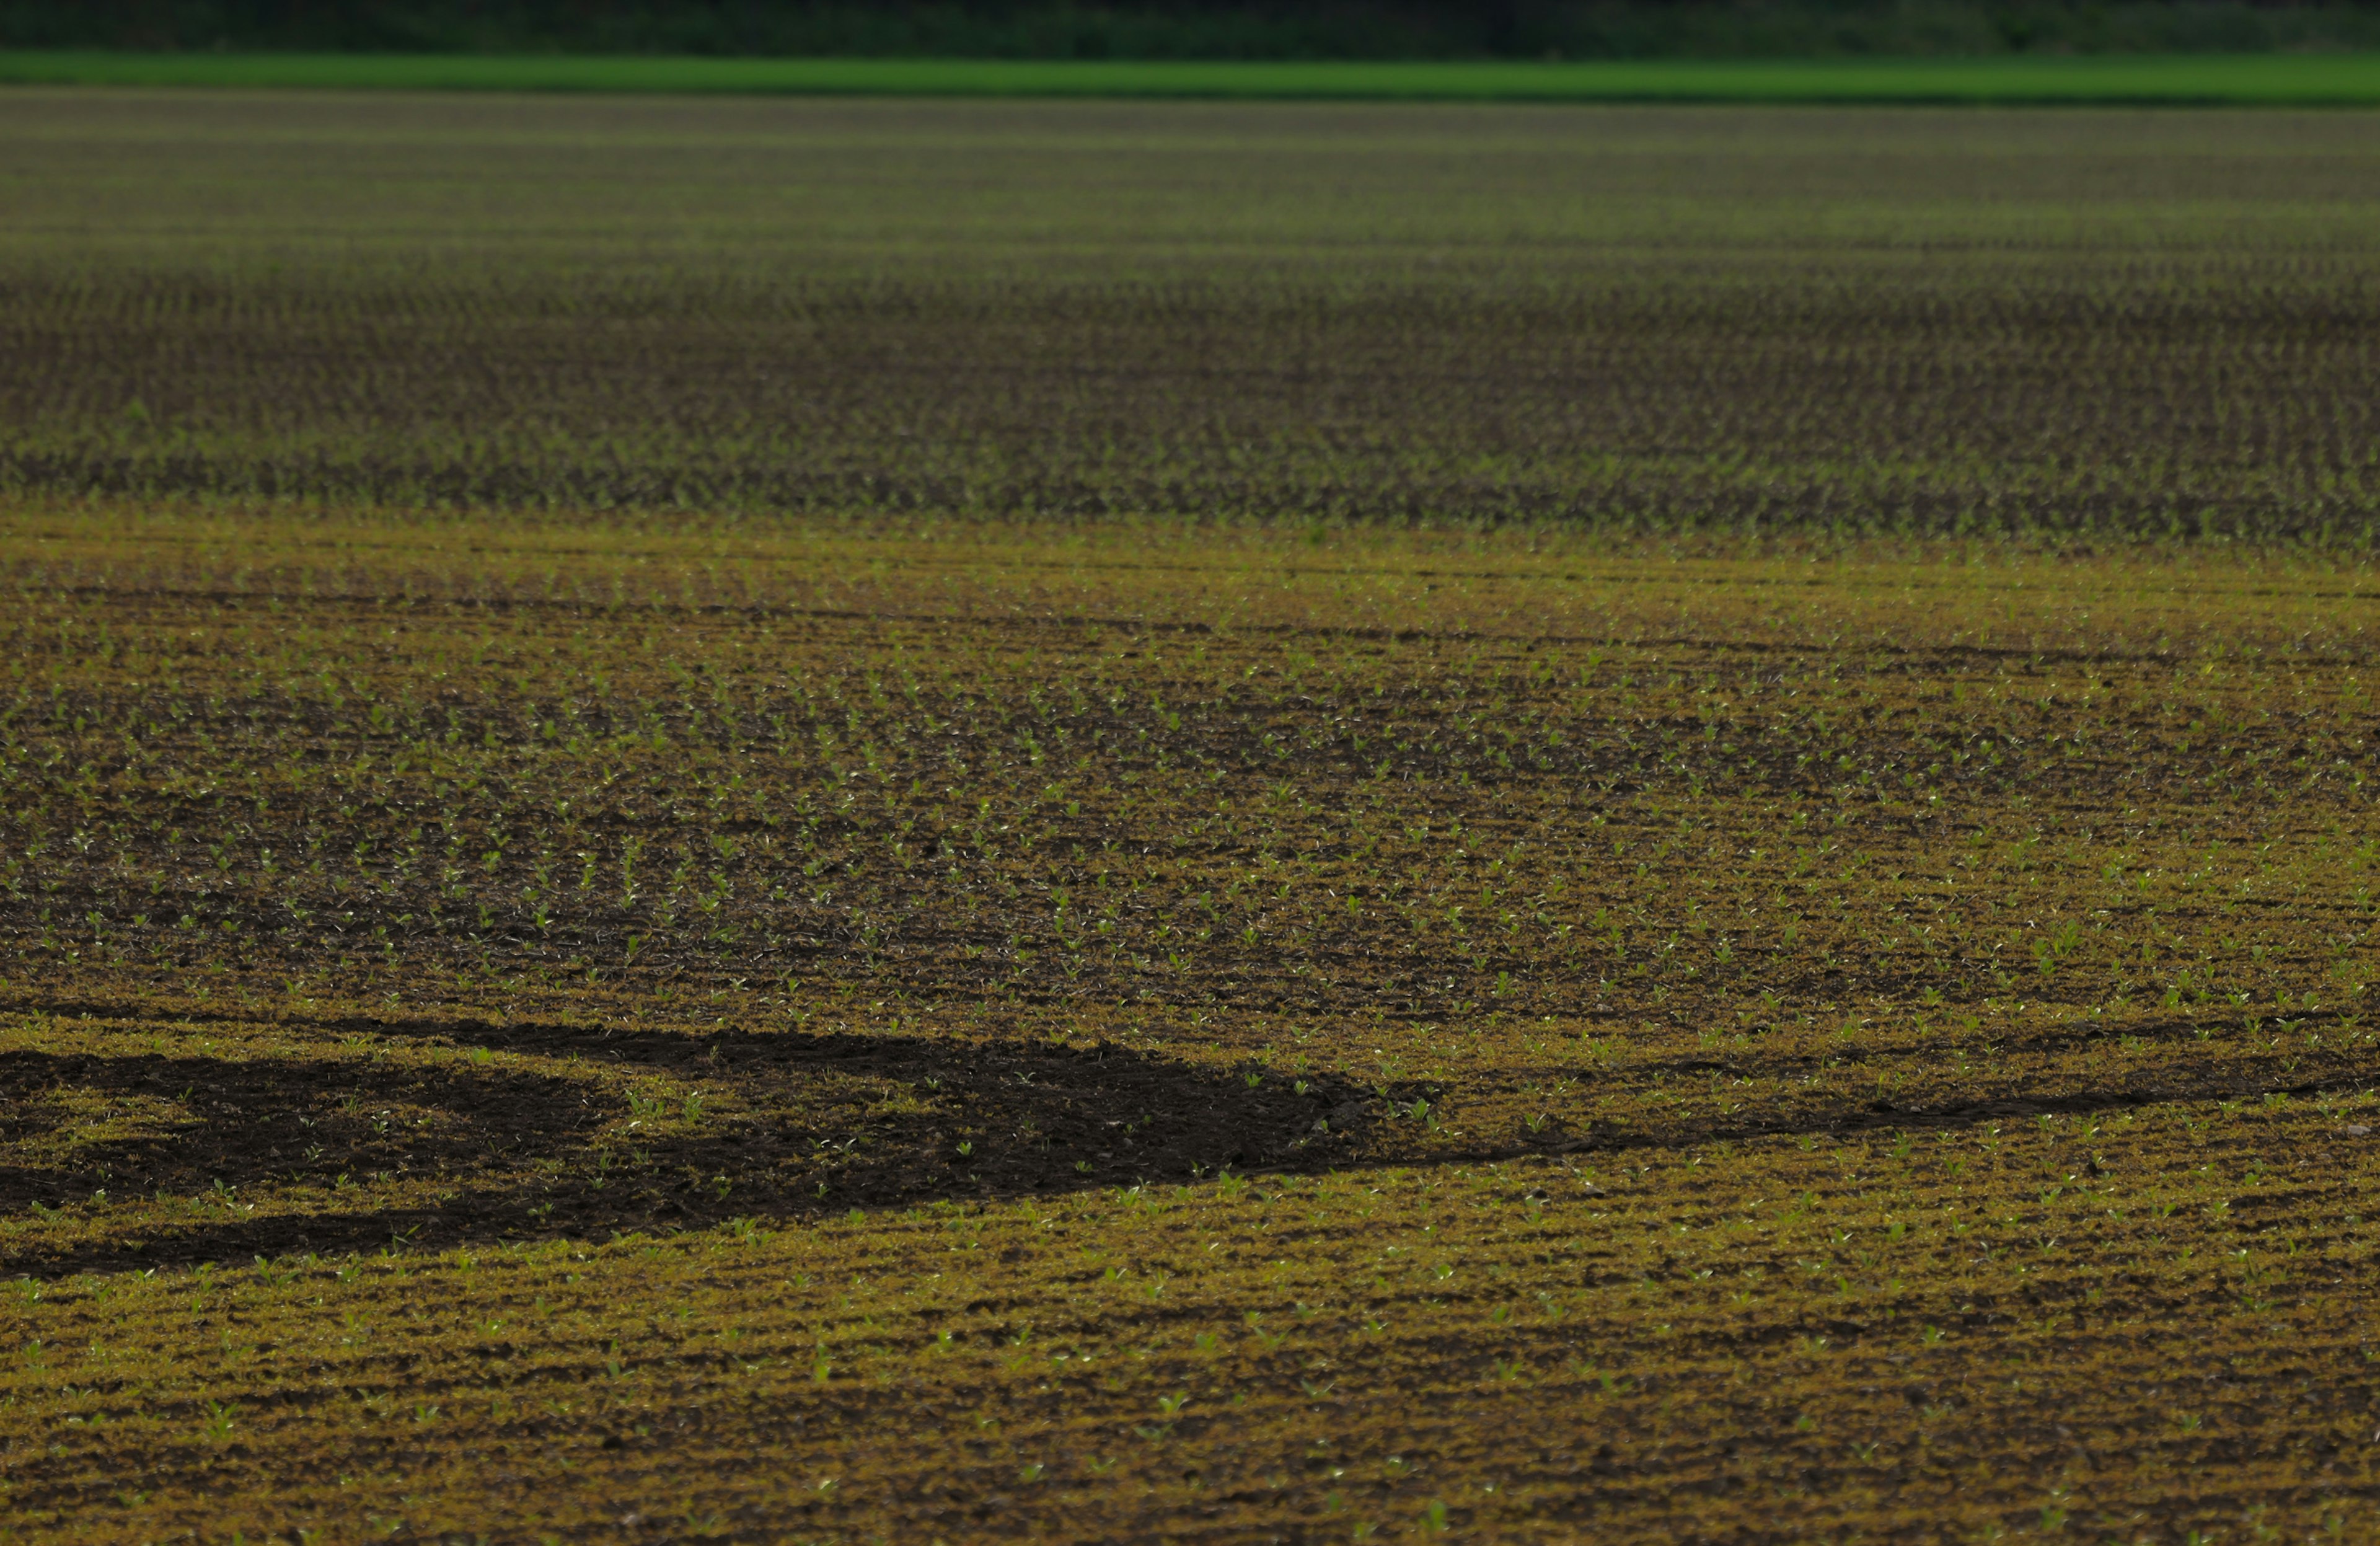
2 48 2380 103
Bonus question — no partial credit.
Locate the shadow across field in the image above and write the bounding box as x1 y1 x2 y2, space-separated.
0 1046 603 1195
9 997 2373 1276
0 1023 1388 1275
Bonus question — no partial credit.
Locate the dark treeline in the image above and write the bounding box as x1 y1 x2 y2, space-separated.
7 0 2380 58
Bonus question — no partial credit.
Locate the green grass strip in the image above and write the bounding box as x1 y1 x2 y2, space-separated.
1 50 2377 104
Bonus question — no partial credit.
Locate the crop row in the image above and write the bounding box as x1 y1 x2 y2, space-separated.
1 515 2373 1279
4 95 2379 539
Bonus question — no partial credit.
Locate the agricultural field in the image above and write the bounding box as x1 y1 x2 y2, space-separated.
1 90 2379 1545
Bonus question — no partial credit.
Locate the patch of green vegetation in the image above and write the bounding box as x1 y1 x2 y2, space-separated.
2 49 2379 102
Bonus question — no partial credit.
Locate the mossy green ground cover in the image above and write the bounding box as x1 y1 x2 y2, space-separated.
1 51 2378 103
1 92 2378 1542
